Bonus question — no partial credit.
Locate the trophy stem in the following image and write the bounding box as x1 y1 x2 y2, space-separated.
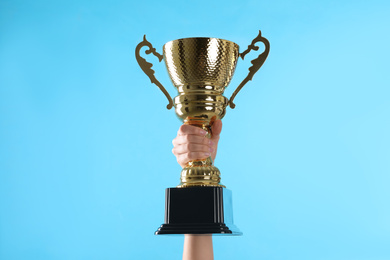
177 117 225 188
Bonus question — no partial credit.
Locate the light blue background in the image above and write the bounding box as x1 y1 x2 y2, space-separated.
1 0 389 259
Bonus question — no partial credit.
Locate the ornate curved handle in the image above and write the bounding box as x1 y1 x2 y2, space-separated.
229 30 270 109
135 35 173 110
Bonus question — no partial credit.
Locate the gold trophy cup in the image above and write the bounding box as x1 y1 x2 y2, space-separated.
135 31 270 234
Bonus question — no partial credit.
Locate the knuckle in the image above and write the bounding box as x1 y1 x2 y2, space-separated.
182 156 190 163
179 125 186 131
179 124 189 134
187 152 195 159
184 153 192 160
177 125 184 135
177 154 185 163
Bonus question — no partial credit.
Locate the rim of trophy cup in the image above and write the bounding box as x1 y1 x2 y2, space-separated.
163 37 239 49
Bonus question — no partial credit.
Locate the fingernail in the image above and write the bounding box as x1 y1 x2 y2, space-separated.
209 147 214 152
209 140 214 145
204 152 211 157
200 129 207 135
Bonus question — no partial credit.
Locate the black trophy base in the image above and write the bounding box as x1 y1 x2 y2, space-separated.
155 187 242 235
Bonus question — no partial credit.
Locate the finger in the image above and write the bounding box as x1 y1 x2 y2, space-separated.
172 134 213 146
177 152 211 165
211 120 222 138
178 124 208 136
173 143 213 155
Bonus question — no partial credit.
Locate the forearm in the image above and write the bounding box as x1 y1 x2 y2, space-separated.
182 235 214 260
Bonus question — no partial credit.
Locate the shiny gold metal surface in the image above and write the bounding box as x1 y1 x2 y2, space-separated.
135 36 173 109
135 31 270 188
229 31 270 109
163 38 239 92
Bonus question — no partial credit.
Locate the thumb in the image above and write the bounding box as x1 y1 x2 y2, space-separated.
211 119 222 140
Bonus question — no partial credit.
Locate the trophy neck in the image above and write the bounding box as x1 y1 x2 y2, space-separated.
174 94 228 123
177 84 226 95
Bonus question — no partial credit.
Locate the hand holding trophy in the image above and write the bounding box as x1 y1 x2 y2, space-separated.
172 121 222 169
135 31 270 235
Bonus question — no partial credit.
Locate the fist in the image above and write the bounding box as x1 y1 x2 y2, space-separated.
172 120 222 168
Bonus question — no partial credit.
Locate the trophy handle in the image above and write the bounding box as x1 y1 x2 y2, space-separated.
135 35 173 110
228 30 270 109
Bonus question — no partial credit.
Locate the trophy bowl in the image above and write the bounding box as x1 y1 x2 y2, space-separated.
163 37 239 92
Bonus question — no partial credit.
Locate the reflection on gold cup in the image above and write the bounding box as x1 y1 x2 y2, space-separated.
136 31 270 188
